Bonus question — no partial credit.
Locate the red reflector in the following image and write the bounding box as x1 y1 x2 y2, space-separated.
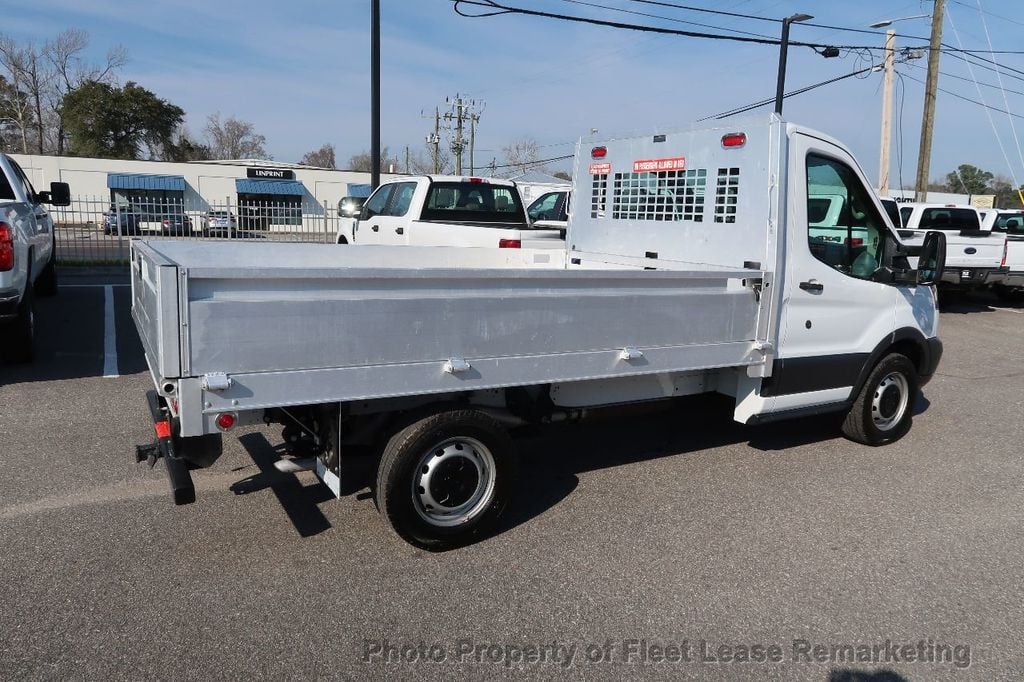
154 420 172 439
216 413 236 430
591 146 607 159
0 223 13 272
498 239 522 249
468 177 484 183
722 133 747 148
845 237 864 247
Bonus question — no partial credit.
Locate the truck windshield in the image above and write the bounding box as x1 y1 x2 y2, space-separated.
421 182 525 224
917 208 980 231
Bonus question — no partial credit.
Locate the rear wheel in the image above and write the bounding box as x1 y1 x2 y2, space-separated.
375 409 518 550
2 279 34 364
842 353 918 446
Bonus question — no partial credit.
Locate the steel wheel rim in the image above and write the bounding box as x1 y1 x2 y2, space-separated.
872 372 909 431
412 437 496 527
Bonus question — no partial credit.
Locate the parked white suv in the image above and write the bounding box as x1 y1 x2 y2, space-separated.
0 153 70 363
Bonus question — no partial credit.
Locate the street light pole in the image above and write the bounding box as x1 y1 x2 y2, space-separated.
878 30 896 196
370 0 381 190
775 13 813 115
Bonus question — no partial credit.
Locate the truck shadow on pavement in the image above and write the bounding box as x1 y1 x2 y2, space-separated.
221 395 935 544
829 669 908 681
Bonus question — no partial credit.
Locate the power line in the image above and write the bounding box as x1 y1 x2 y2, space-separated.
451 0 926 51
557 0 776 39
902 71 1024 120
453 0 1024 54
949 0 1024 29
903 60 1024 97
698 65 877 121
491 153 574 169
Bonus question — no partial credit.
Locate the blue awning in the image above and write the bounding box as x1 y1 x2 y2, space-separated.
235 178 306 196
347 183 372 198
107 173 186 191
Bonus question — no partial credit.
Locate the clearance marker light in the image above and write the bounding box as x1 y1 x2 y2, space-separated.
722 133 747 148
591 146 607 159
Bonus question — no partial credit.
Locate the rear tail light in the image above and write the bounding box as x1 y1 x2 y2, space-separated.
0 222 13 271
498 239 521 249
591 146 607 159
1002 239 1008 267
215 413 237 431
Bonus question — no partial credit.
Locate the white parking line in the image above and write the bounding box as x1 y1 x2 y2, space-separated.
103 285 118 378
62 283 130 288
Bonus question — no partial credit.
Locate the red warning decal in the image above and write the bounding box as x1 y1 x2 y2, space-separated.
632 157 686 172
589 162 612 175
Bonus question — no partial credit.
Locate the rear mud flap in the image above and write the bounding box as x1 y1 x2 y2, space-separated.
136 390 196 505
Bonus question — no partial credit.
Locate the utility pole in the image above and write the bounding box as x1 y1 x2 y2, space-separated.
424 107 441 174
442 94 483 176
404 145 410 174
915 0 945 202
370 0 381 189
878 30 896 196
469 114 479 174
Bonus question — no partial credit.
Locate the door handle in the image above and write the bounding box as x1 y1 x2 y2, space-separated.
799 280 824 292
371 224 379 232
395 227 404 235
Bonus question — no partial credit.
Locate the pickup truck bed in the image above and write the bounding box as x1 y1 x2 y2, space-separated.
132 240 765 437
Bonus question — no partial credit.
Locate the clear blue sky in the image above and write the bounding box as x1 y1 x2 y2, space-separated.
5 0 1024 187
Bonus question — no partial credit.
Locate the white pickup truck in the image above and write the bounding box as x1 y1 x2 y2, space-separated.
131 114 946 548
1 153 69 363
981 209 1024 301
897 203 1007 289
335 175 563 249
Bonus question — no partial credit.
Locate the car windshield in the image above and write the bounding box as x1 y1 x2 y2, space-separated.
208 211 230 217
917 207 980 231
421 182 526 224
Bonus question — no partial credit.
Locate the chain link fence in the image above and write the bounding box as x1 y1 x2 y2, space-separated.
52 196 345 265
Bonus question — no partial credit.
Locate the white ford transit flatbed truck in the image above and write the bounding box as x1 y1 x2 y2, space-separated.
131 114 947 548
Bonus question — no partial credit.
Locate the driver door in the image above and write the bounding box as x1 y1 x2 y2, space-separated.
769 133 899 409
353 184 394 245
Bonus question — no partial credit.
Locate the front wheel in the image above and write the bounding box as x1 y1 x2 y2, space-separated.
375 409 518 550
842 353 919 446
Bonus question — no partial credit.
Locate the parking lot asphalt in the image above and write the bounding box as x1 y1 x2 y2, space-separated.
1 274 1023 680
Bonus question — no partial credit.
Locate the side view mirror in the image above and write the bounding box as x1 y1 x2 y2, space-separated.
357 206 372 221
40 182 71 207
918 230 946 285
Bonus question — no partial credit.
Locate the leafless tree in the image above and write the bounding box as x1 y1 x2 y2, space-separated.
409 145 452 174
0 73 32 153
501 137 542 173
44 28 127 155
204 113 269 159
299 143 336 169
0 36 49 153
346 146 400 173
